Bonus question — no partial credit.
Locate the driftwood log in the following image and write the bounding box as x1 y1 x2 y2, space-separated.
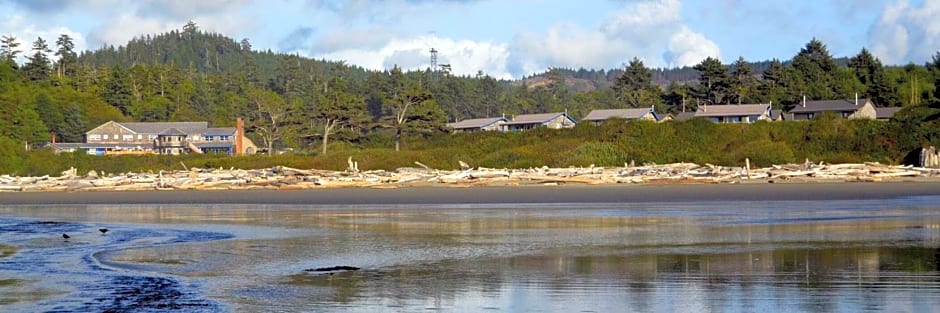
1 160 939 193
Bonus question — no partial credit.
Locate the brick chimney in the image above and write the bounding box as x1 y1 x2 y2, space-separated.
235 117 244 156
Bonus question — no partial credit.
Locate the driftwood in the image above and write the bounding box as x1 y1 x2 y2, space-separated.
1 160 938 193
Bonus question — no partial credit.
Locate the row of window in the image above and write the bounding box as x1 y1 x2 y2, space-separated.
88 134 152 141
87 134 231 141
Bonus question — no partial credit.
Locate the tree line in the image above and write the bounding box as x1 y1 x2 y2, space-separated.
1 22 939 156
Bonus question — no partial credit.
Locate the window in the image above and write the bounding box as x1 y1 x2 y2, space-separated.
103 134 109 140
137 134 143 140
89 134 101 141
219 135 230 141
123 135 133 141
148 135 157 141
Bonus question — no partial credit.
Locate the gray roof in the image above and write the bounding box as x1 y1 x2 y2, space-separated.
449 117 507 129
158 128 189 136
875 106 902 119
205 127 236 135
119 122 208 134
505 112 575 125
673 112 696 121
51 143 90 149
790 99 871 113
582 108 655 121
695 104 771 117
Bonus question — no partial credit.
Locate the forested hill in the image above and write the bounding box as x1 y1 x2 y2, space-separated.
521 58 852 93
77 22 370 84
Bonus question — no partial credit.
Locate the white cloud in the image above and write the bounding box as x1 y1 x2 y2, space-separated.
506 0 719 77
135 0 248 20
668 26 721 68
88 13 179 48
317 35 512 79
83 1 250 48
870 0 940 64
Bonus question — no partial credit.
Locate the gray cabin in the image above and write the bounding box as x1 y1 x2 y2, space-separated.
582 107 659 125
694 104 772 123
503 112 577 131
447 117 508 132
790 98 877 120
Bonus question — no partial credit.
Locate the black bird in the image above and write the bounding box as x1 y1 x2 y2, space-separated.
99 228 109 235
62 233 70 241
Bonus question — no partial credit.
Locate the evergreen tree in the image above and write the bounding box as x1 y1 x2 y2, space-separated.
243 86 290 155
758 59 786 107
0 35 20 67
662 81 691 113
791 38 838 100
317 73 369 155
34 93 64 138
102 65 133 116
729 57 756 104
870 68 900 107
379 66 444 151
848 48 879 89
613 57 662 108
59 103 86 142
23 37 52 81
54 34 78 78
926 52 940 102
693 57 731 105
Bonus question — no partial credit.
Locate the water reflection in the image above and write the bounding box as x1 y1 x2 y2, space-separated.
1 197 940 312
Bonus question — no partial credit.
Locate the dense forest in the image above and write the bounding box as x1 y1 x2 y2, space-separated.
1 22 939 175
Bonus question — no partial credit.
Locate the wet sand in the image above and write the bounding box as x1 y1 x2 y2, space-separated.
2 182 939 205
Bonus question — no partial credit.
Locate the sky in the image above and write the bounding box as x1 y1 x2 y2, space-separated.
0 0 938 79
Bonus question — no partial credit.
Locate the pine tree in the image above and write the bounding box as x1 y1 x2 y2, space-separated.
54 34 78 78
0 35 20 67
23 37 52 81
59 103 86 142
758 59 786 107
662 81 690 113
613 57 662 108
926 52 940 102
102 65 133 116
379 66 443 151
791 38 838 100
693 57 731 105
242 86 290 155
729 57 756 104
848 48 879 88
317 73 369 155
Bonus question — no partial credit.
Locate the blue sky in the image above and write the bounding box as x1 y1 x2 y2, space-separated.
0 0 937 79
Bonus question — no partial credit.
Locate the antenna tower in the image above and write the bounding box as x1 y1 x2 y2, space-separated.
430 48 438 72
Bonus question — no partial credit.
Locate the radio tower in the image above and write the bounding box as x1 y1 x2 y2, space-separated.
430 48 438 72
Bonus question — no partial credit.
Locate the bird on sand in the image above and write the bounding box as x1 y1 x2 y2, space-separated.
62 233 70 241
99 228 109 235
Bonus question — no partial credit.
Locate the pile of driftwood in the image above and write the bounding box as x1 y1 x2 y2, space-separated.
0 159 938 192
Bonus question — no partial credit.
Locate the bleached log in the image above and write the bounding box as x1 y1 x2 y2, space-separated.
872 171 921 178
0 185 22 191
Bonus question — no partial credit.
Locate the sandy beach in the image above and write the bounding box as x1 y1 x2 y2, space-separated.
2 182 939 205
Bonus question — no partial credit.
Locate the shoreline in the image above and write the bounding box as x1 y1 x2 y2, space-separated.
2 182 939 205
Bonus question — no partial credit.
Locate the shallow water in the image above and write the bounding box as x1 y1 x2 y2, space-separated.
2 197 940 312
